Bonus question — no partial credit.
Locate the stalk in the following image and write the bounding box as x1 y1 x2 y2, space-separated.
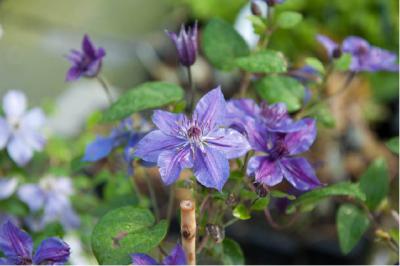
180 200 196 265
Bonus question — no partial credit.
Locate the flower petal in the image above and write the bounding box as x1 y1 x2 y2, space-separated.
0 178 18 200
206 128 250 159
134 130 184 162
65 66 82 81
280 157 321 191
247 156 283 186
193 146 229 191
193 87 226 134
131 253 158 265
7 137 33 166
84 58 102 77
82 136 115 162
0 117 10 149
226 98 259 134
17 184 45 212
158 148 192 185
284 118 317 155
82 34 97 59
3 90 27 120
0 220 33 264
21 108 46 130
152 110 186 136
163 244 187 265
316 34 339 57
33 237 70 265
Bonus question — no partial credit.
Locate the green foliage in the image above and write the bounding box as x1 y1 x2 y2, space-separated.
313 103 336 128
333 53 352 71
255 76 305 112
222 238 245 265
270 190 296 200
305 57 325 74
336 204 370 254
359 158 389 210
202 18 249 71
235 50 288 73
287 182 366 213
251 196 270 211
102 82 184 122
247 15 267 35
91 206 167 264
233 203 251 220
386 137 399 155
276 11 303 29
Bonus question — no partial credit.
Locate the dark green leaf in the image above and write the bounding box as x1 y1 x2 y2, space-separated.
386 137 399 155
91 206 167 264
235 50 287 73
102 82 184 122
337 204 370 254
286 182 366 214
251 196 270 211
222 238 245 265
276 11 303 29
202 18 249 71
334 53 352 71
255 76 305 112
233 203 251 220
359 158 389 210
389 229 399 245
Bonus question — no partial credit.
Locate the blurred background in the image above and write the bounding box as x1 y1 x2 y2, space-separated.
0 0 398 264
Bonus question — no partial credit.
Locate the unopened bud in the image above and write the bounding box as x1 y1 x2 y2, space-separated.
251 1 262 16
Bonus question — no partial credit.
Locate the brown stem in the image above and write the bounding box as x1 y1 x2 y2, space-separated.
180 200 196 265
238 72 252 97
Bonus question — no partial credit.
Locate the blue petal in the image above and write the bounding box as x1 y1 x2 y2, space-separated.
82 136 114 162
33 237 70 265
131 253 158 265
284 118 317 155
152 110 186 136
157 148 192 185
163 244 187 265
205 128 250 159
0 220 33 264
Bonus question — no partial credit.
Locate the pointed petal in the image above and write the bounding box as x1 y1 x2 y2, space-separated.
21 108 46 130
65 66 82 81
342 36 370 54
284 118 317 155
0 117 10 149
163 244 187 265
246 122 269 152
7 137 33 166
248 156 283 186
0 178 18 200
17 184 45 212
82 34 97 59
281 157 321 191
0 220 33 263
152 110 186 136
206 128 250 159
84 58 102 77
2 90 27 119
82 136 114 162
226 98 259 134
193 146 229 191
131 253 158 265
60 206 80 230
157 148 192 185
33 237 70 265
193 87 226 134
134 130 184 162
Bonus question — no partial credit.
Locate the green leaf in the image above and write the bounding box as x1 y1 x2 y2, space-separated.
235 50 287 73
359 158 389 210
286 182 366 214
276 11 303 29
313 103 336 128
222 238 245 265
102 82 184 122
389 229 399 245
337 204 370 254
91 206 168 264
270 190 296 200
386 137 399 154
255 76 305 112
247 15 267 35
305 57 325 74
202 18 249 71
334 53 352 71
251 196 270 211
233 203 251 220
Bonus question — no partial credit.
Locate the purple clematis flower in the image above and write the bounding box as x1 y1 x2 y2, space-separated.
0 220 70 265
131 243 186 265
17 176 79 231
166 22 198 67
317 34 399 72
65 34 106 81
0 90 46 167
247 119 321 191
134 87 251 191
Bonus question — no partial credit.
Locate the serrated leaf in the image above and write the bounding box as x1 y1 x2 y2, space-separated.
386 137 399 155
202 18 249 71
91 206 167 264
235 50 287 73
286 182 366 214
359 158 389 210
334 53 352 71
305 57 325 74
276 11 303 29
102 82 184 122
337 204 370 254
255 76 305 112
233 203 251 220
251 196 270 211
222 238 245 265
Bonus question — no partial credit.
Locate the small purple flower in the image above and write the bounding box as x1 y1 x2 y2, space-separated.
17 176 80 231
0 178 18 200
0 220 70 265
166 22 198 67
131 244 187 265
247 119 321 191
65 34 106 81
134 87 251 191
0 90 46 167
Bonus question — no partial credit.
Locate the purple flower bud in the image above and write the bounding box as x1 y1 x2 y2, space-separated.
265 0 285 7
166 22 198 67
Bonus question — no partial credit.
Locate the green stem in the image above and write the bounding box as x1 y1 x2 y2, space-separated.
186 66 195 112
96 75 114 104
224 218 239 228
144 174 160 222
166 186 175 225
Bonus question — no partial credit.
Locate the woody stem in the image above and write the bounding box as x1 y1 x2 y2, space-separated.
180 200 196 265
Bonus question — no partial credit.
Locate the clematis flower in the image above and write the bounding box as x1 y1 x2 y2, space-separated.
131 243 186 265
166 22 198 67
17 176 79 231
0 178 18 200
0 90 46 167
247 119 321 191
65 34 106 81
134 87 251 191
316 34 399 72
0 220 70 265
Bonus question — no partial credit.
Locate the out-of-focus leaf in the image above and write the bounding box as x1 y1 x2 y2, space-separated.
389 229 399 245
251 196 270 211
386 137 399 155
270 190 296 200
247 15 267 35
305 57 325 74
334 53 352 71
233 203 251 220
222 238 245 265
276 11 303 29
313 103 336 128
235 50 287 73
336 204 370 254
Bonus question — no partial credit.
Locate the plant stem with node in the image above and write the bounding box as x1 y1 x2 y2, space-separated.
186 66 195 112
96 75 114 104
180 200 196 265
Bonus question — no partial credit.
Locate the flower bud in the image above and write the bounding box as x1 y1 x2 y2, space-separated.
166 22 198 67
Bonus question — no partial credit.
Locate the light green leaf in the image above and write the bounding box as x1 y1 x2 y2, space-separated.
255 76 305 112
235 50 287 73
222 238 245 265
202 18 249 71
251 196 270 211
102 82 184 122
313 103 336 128
359 158 389 210
286 182 366 214
305 57 325 74
386 137 399 155
247 15 267 35
233 203 251 220
334 53 352 71
91 206 168 264
276 11 303 29
337 204 370 254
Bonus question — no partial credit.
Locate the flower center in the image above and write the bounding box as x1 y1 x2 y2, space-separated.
268 134 289 160
187 125 202 140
